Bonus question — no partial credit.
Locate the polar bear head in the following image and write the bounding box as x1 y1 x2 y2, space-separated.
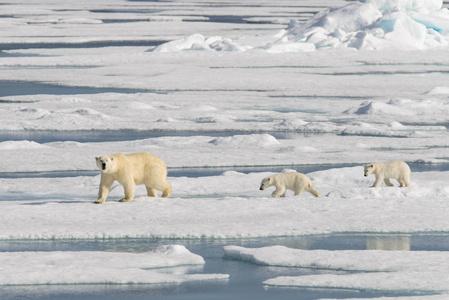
259 176 273 190
95 155 117 174
364 164 375 177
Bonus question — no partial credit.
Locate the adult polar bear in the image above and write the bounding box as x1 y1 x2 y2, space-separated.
260 172 321 198
95 152 171 204
364 160 411 188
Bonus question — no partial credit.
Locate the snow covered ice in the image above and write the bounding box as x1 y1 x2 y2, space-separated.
2 0 449 298
224 245 449 293
0 245 228 285
2 167 449 239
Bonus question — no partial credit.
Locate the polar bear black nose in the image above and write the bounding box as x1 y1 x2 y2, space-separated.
102 163 106 170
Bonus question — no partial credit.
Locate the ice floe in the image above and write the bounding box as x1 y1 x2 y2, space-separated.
1 167 449 239
0 245 228 285
224 245 449 293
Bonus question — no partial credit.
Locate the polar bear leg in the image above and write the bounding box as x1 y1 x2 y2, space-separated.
384 178 394 187
120 180 135 202
403 174 411 187
161 181 172 197
272 187 286 198
146 186 158 197
372 176 383 188
307 185 322 197
399 175 411 187
145 180 171 198
96 174 115 204
294 188 305 197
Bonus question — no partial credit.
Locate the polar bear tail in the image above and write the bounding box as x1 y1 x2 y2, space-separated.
161 181 172 198
308 182 321 197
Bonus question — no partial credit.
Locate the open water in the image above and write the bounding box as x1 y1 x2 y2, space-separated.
1 234 448 300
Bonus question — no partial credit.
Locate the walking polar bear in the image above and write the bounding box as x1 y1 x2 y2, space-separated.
95 152 171 204
364 160 411 188
260 172 321 198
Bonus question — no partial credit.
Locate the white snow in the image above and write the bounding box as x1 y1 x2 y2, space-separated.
0 245 228 285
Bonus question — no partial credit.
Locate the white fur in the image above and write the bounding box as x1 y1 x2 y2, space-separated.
95 152 171 204
259 172 321 198
364 160 411 188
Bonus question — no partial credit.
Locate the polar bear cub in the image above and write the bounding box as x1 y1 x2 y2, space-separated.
364 160 411 188
95 152 172 204
260 172 321 198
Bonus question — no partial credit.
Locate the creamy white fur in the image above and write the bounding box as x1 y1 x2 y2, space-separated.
364 160 411 188
259 172 321 198
95 152 171 204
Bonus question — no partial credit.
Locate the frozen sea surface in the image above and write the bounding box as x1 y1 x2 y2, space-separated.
2 0 449 299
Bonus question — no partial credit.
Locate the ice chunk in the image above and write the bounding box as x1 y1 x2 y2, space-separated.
154 0 449 52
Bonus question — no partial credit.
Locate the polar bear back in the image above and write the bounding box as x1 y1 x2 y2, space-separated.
272 172 310 189
374 160 410 178
124 152 168 184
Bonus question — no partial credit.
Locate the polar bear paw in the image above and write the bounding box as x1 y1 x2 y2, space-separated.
119 198 133 202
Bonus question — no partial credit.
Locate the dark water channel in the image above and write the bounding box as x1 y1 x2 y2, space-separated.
0 81 160 97
0 233 447 300
0 129 325 143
